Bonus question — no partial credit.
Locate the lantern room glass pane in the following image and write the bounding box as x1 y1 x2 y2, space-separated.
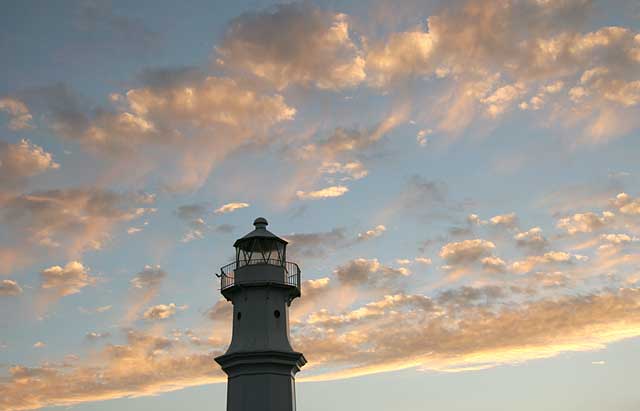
235 237 287 268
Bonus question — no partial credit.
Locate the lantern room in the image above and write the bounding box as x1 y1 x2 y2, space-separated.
233 217 287 268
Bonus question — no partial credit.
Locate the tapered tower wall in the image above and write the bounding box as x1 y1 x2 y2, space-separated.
225 274 296 353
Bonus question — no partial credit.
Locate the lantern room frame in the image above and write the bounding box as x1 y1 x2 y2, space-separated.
232 217 288 268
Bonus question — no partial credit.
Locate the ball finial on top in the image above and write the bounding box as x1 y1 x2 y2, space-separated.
253 217 268 229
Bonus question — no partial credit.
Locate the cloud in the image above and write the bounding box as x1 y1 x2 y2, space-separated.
533 271 572 289
400 175 447 209
296 185 349 200
143 303 186 320
356 224 386 241
514 227 548 251
436 286 506 307
40 261 95 297
174 203 212 242
0 139 59 191
305 293 435 328
175 203 209 221
78 305 112 315
4 282 640 410
76 1 160 52
295 287 640 380
37 76 295 191
557 211 615 234
0 188 155 272
610 192 640 215
214 202 249 214
0 329 225 411
333 258 410 286
439 239 496 265
489 212 518 228
0 279 23 296
130 265 166 291
284 228 348 258
216 3 365 90
511 251 575 274
600 233 633 245
481 256 507 273
127 227 143 235
0 97 34 130
180 218 208 243
125 265 168 323
319 161 368 181
384 175 459 223
364 0 640 140
32 341 46 349
85 332 111 341
282 109 408 206
206 299 233 322
365 30 436 88
414 257 432 265
467 214 487 225
305 112 408 160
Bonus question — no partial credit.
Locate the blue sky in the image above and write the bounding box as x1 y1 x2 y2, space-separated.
1 0 640 410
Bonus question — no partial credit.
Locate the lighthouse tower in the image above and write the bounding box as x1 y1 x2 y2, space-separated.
215 217 306 411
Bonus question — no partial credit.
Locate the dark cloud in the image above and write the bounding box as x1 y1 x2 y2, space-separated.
284 228 348 258
217 3 364 90
175 203 209 222
76 1 161 51
333 258 410 287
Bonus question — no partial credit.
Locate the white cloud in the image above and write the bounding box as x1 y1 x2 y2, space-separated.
319 161 368 181
557 211 615 234
489 212 518 228
296 185 349 200
481 256 507 272
414 257 432 265
214 202 249 214
611 192 640 215
357 225 386 241
514 227 548 250
143 303 186 320
40 261 95 297
511 251 574 274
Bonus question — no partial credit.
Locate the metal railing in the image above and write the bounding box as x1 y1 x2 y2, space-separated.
218 259 300 291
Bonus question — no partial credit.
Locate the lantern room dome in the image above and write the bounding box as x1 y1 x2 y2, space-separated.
233 217 288 249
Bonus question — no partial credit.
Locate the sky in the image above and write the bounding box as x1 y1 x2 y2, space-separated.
1 0 640 410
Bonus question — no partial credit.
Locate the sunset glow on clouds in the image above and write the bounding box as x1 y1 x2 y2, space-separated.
1 1 640 410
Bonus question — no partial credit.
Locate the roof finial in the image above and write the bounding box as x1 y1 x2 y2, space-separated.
253 217 268 229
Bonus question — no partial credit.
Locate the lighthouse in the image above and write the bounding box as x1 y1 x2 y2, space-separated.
215 217 306 411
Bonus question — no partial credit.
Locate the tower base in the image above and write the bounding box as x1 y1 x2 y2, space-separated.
215 350 306 411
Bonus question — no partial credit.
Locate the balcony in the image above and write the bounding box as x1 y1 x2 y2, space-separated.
218 259 301 292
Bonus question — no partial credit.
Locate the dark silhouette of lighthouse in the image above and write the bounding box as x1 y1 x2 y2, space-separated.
215 217 306 411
